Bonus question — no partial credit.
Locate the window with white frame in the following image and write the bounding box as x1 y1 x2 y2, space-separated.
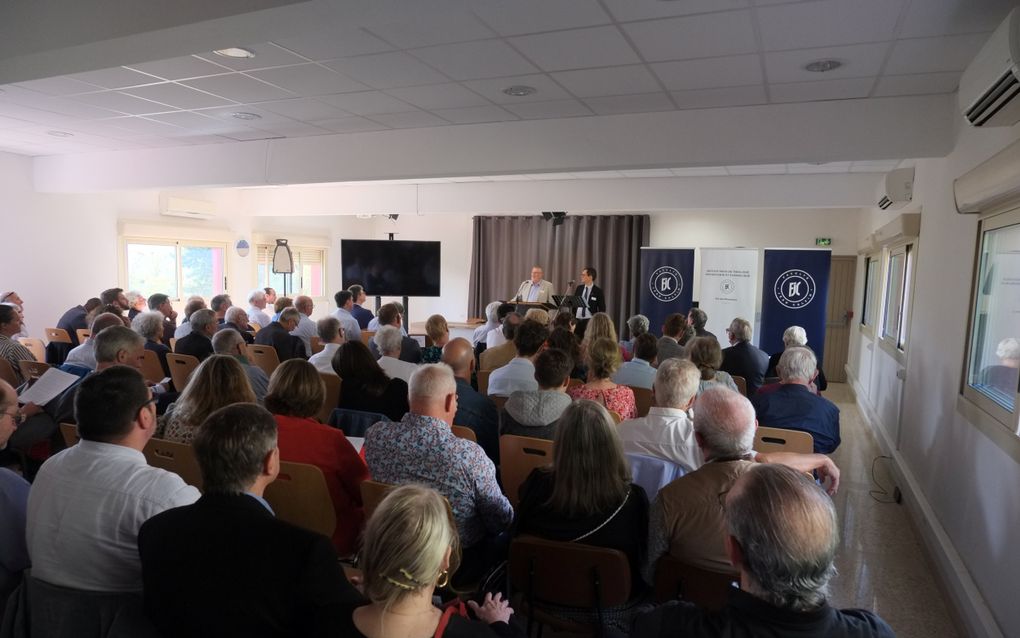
881 243 913 350
124 239 227 301
255 244 326 298
861 255 879 327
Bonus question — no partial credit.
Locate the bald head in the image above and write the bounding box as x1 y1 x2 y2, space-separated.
408 364 458 423
295 295 313 315
90 312 126 337
693 386 756 460
441 337 474 378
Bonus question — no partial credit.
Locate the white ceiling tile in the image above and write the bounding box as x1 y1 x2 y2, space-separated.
315 116 389 133
197 43 309 71
726 164 787 175
671 85 768 109
368 111 449 129
272 30 393 61
899 1 1014 38
552 65 662 98
472 0 611 36
0 103 80 127
431 105 518 124
670 166 730 176
502 98 592 119
385 83 490 110
222 129 283 141
257 98 350 121
100 116 185 135
145 111 238 132
764 43 891 84
324 52 451 89
786 161 853 173
620 169 675 177
248 64 370 96
769 77 874 103
757 0 905 51
182 74 295 103
123 83 236 109
70 91 177 115
52 119 133 138
510 26 640 72
461 74 572 103
623 11 757 62
256 121 333 137
884 34 990 75
197 105 296 127
34 97 124 119
873 72 960 97
68 67 162 89
411 41 538 81
126 56 232 81
166 133 237 145
367 11 494 48
602 0 750 22
0 115 31 129
651 55 762 90
13 76 101 96
317 91 415 115
583 92 675 115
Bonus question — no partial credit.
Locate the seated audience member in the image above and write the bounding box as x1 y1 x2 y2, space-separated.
341 484 519 637
272 295 293 322
210 293 232 324
982 336 1020 396
139 403 361 636
546 325 586 380
613 332 658 389
421 314 449 363
146 293 178 346
264 287 278 307
687 307 717 341
159 355 257 444
0 304 38 385
56 297 101 347
0 379 30 611
720 317 769 396
523 307 551 326
366 300 407 333
133 310 171 378
64 312 131 372
100 287 130 315
442 337 499 462
568 337 637 420
500 348 573 441
657 312 687 364
375 326 419 383
472 301 502 347
291 295 318 357
485 303 518 349
254 307 307 362
765 325 828 393
333 340 409 422
551 310 577 333
364 364 513 585
580 312 620 362
212 329 269 403
27 366 200 593
174 308 217 361
621 313 650 361
173 296 206 340
515 400 649 631
348 284 373 329
479 313 522 372
487 320 548 397
617 359 701 472
688 336 739 395
368 303 420 363
634 464 893 638
220 306 255 344
265 360 369 556
752 347 840 454
331 290 362 348
246 288 272 329
308 317 344 375
126 290 146 320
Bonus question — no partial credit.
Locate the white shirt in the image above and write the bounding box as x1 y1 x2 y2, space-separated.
289 313 317 357
485 327 507 349
174 321 193 340
612 357 657 390
333 307 362 344
487 358 538 397
27 440 200 592
576 284 593 319
378 355 419 384
63 340 97 370
367 316 407 336
616 407 702 473
309 342 341 375
247 305 272 328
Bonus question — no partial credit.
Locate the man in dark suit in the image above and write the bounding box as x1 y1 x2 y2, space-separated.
752 347 840 454
348 284 374 329
219 306 255 345
573 265 606 340
367 303 421 363
139 403 361 636
173 308 216 361
719 317 769 397
442 337 499 462
254 307 307 361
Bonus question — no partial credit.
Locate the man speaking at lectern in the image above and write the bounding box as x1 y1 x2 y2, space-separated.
514 266 555 304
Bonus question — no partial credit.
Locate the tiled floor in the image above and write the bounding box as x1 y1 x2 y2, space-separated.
825 383 960 638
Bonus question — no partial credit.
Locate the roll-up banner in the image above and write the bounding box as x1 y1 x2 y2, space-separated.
760 249 831 365
639 248 695 334
697 248 760 344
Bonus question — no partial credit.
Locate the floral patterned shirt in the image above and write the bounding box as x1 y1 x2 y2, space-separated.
567 384 637 420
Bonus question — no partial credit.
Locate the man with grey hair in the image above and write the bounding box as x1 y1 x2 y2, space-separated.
174 308 216 361
246 289 272 329
375 325 418 383
212 329 269 402
209 293 232 324
635 464 893 638
220 306 255 345
308 317 344 375
364 363 512 585
687 307 717 341
765 325 828 392
254 307 306 362
752 346 840 454
65 311 129 371
622 313 650 360
173 296 206 340
720 317 769 396
290 295 317 357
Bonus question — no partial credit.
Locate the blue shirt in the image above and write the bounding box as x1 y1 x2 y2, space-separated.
751 384 840 453
246 492 274 514
612 357 656 390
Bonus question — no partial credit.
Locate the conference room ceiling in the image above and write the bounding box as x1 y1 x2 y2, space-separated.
0 0 1013 158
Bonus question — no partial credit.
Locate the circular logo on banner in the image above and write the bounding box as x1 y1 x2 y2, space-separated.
720 278 736 295
774 269 817 309
649 266 683 302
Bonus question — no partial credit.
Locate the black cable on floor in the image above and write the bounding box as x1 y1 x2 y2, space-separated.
868 455 898 504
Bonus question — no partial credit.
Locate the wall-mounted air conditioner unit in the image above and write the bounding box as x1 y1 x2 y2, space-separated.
959 8 1020 127
873 213 921 246
161 196 215 221
877 167 914 210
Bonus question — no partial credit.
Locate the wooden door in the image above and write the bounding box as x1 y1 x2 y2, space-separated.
822 256 856 383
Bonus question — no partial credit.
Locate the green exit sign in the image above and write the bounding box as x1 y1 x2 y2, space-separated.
815 237 832 246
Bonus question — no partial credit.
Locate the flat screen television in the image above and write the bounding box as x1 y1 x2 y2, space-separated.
341 239 441 297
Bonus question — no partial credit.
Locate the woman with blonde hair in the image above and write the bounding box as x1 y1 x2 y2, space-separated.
341 484 521 637
580 312 617 356
159 354 256 443
265 359 369 557
687 336 738 395
421 314 450 364
567 337 636 420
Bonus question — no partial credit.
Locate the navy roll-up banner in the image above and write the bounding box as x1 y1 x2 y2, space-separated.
639 248 695 335
760 249 831 365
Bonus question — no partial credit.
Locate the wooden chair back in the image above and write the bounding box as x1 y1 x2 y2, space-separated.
264 461 337 538
45 328 72 344
653 555 737 610
310 336 324 354
731 375 748 397
168 337 176 351
17 338 45 363
360 331 375 346
754 426 814 455
0 359 18 386
165 353 200 392
76 329 91 344
143 437 203 490
451 425 477 442
140 349 166 385
318 374 341 424
17 360 50 383
250 322 261 334
246 344 281 377
499 434 554 508
59 422 79 447
628 385 653 418
360 479 396 521
476 369 491 395
491 395 508 411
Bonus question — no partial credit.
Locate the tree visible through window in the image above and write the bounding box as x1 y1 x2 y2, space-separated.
125 240 225 301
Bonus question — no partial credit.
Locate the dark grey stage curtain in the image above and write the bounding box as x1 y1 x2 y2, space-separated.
469 215 650 333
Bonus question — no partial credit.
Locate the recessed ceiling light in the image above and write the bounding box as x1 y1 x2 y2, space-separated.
231 112 261 120
804 59 842 73
213 47 256 59
47 130 74 137
502 85 537 97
